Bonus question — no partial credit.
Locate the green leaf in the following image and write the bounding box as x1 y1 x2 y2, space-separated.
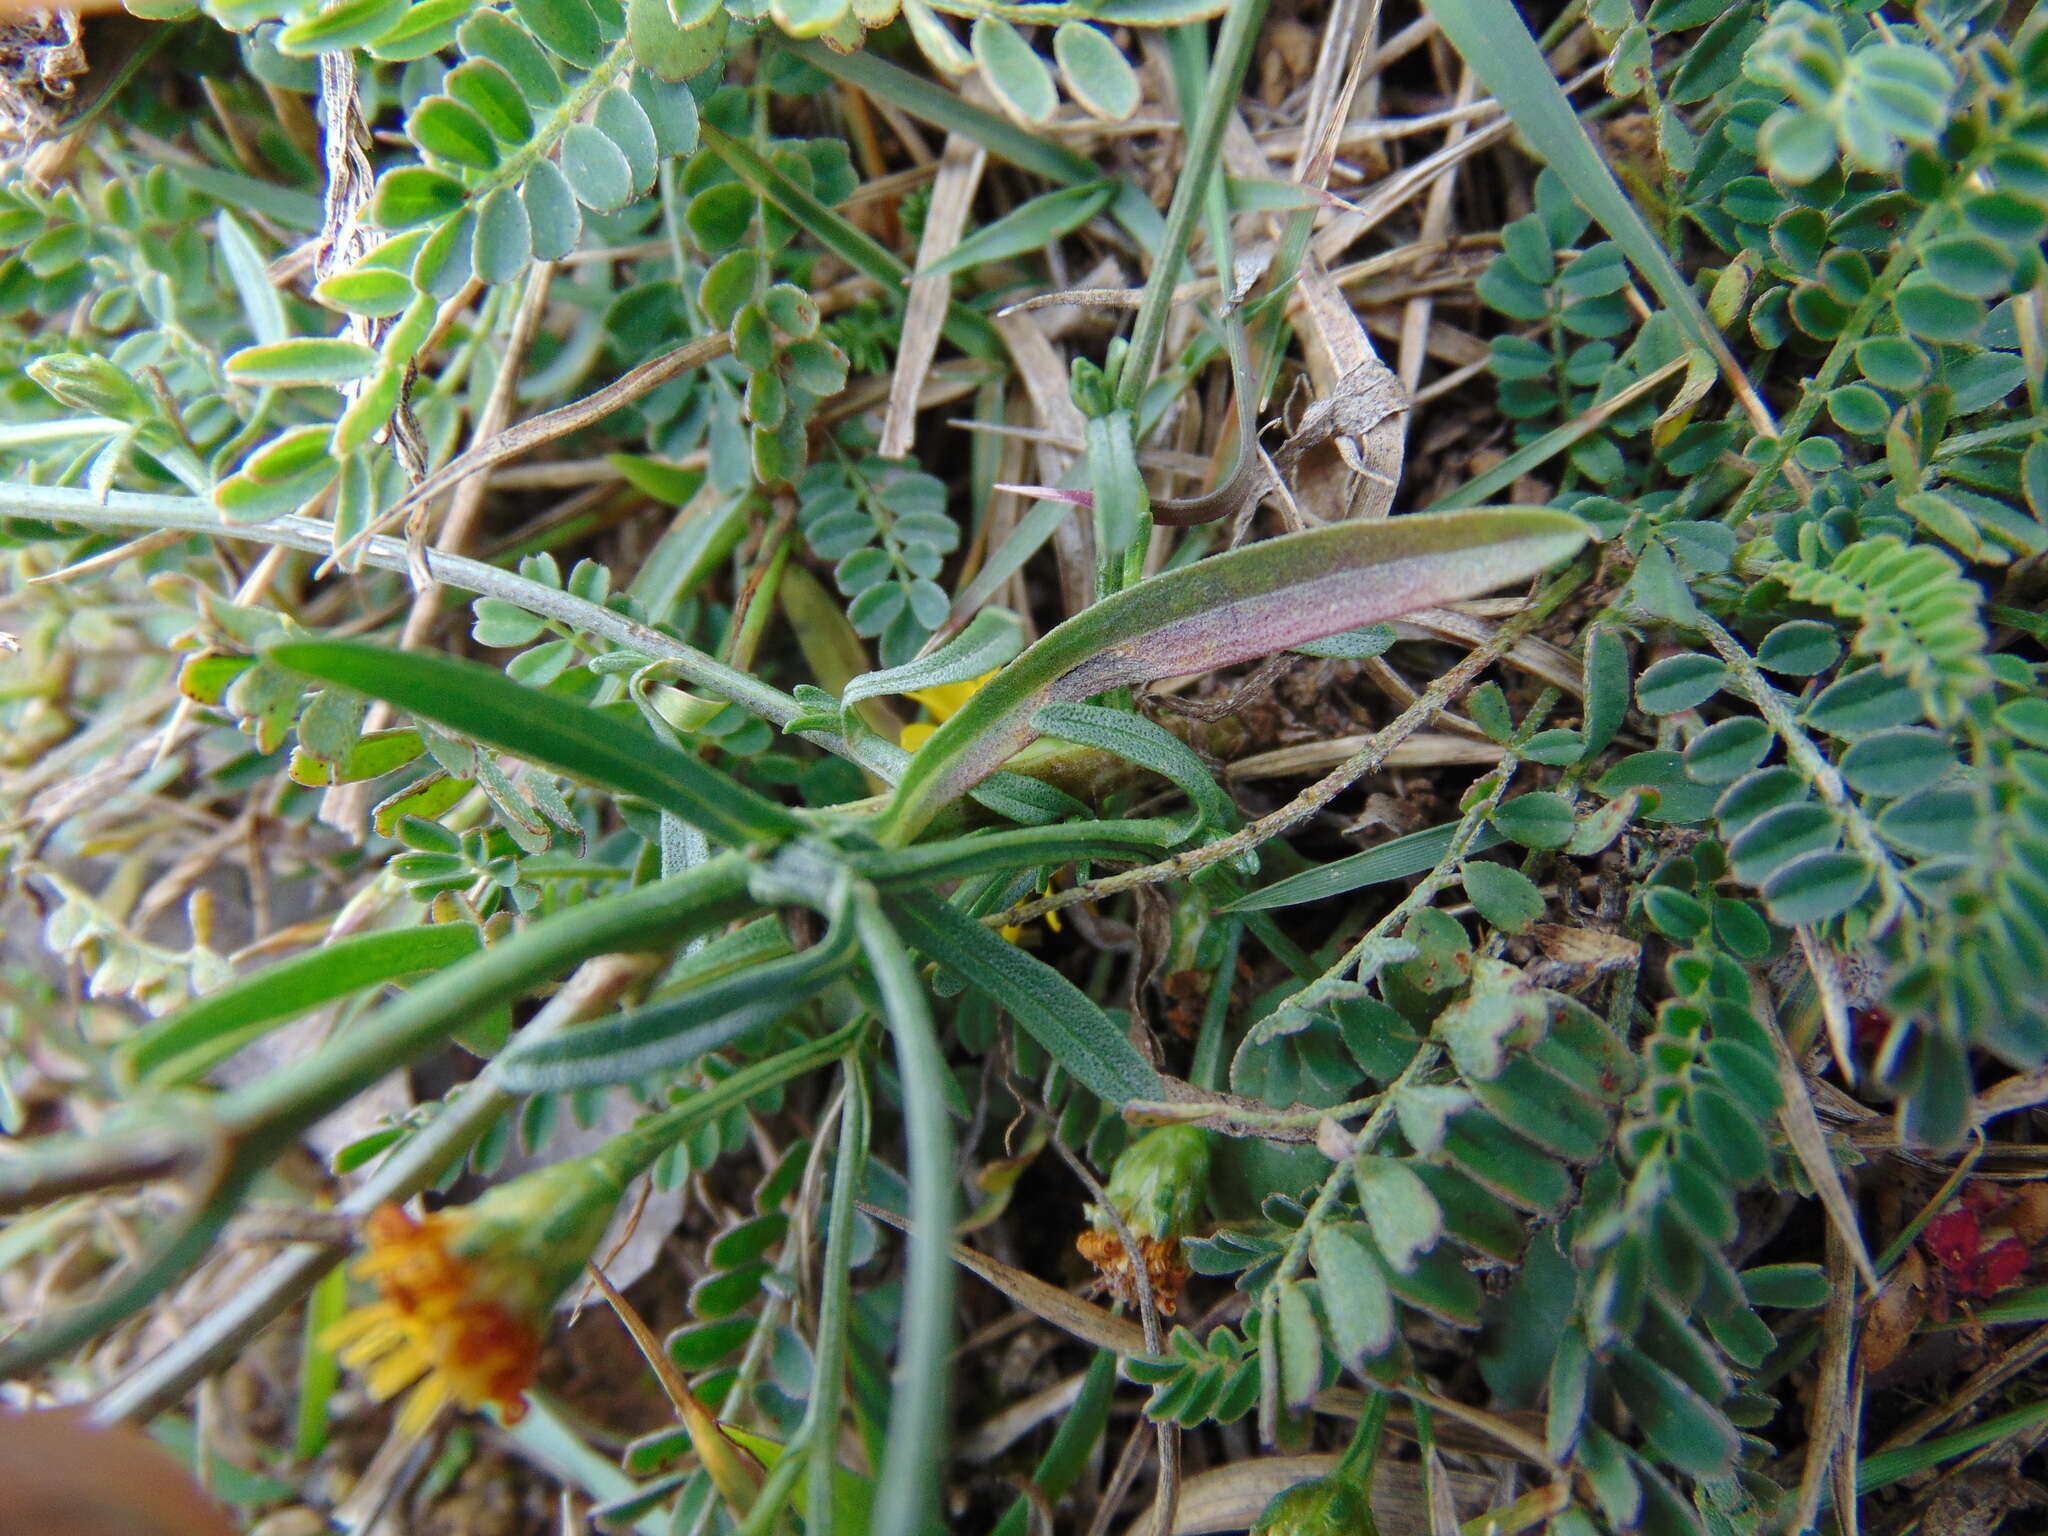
1053 22 1140 120
1683 716 1772 784
225 338 380 388
1635 652 1725 714
884 889 1162 1104
1804 666 1924 737
629 0 725 80
447 59 534 145
275 0 410 51
1755 619 1841 676
916 181 1116 281
1893 274 1983 343
522 161 583 260
973 17 1058 126
1353 1154 1442 1273
1610 1345 1737 1478
313 265 416 318
595 86 659 196
1741 1263 1829 1310
883 509 1590 841
1761 849 1873 922
461 9 564 102
1491 791 1575 849
1600 749 1716 823
1581 624 1629 754
513 0 604 66
842 608 1025 716
1309 1222 1396 1363
1034 701 1236 833
560 123 635 211
372 167 467 229
1223 822 1506 911
410 95 500 170
121 926 481 1085
1273 1280 1324 1407
472 185 533 285
217 213 287 348
1462 859 1546 932
266 639 804 847
497 914 854 1090
1839 727 1954 798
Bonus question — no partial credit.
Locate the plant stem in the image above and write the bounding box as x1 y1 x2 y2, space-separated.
2 482 913 787
853 894 956 1536
1115 0 1271 412
223 856 755 1157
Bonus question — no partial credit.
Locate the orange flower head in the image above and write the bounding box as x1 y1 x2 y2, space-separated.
323 1157 625 1435
322 1205 548 1436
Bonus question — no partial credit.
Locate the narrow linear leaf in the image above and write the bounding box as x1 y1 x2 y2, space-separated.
841 608 1026 715
496 914 857 1090
266 640 804 847
884 510 1589 841
883 888 1162 1104
916 181 1116 281
121 926 481 1085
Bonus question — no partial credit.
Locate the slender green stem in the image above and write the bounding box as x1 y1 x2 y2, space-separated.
1189 920 1243 1092
92 954 666 1425
1115 0 1271 412
1 482 912 787
854 893 956 1536
990 1349 1120 1536
594 1021 866 1187
223 856 755 1155
1718 129 2007 531
804 1063 868 1536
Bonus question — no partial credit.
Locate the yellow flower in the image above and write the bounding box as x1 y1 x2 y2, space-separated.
323 1205 547 1436
898 672 997 752
322 1157 623 1435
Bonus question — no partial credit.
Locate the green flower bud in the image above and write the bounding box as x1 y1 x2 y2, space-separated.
1093 1122 1211 1243
29 354 152 423
1251 1474 1380 1536
1078 1124 1211 1314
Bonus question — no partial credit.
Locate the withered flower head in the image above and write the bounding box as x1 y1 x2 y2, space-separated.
1077 1123 1211 1316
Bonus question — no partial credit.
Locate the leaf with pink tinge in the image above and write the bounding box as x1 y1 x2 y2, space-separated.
879 507 1590 841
